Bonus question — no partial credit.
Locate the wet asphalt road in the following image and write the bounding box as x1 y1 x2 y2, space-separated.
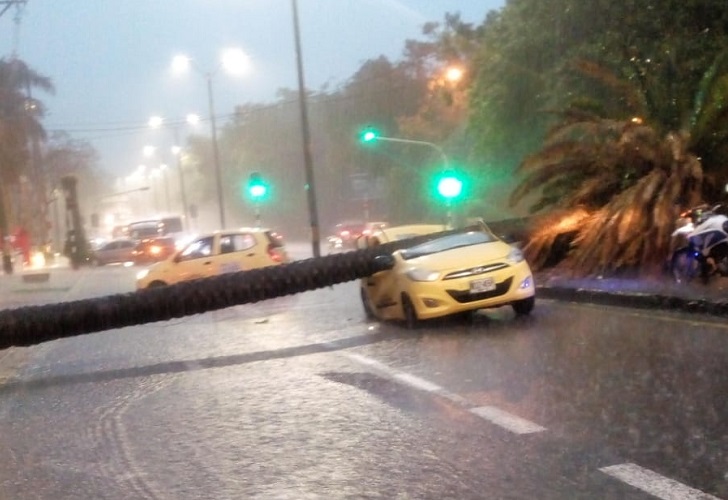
0 264 727 499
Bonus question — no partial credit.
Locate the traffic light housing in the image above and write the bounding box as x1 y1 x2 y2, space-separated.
247 172 268 200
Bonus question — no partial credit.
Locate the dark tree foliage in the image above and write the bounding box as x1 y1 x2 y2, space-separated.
0 58 53 184
470 0 728 173
468 0 728 275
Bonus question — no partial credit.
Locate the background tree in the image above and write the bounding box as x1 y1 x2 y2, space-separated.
468 0 728 275
44 131 106 250
0 58 53 270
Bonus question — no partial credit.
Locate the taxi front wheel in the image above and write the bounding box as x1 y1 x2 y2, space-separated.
401 293 419 329
512 296 535 315
360 287 375 320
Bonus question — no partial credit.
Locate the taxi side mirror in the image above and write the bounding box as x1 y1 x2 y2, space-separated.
372 254 395 270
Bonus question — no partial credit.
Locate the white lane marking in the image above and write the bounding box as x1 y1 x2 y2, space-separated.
345 352 469 406
600 463 720 500
393 372 443 393
344 353 545 432
469 406 546 435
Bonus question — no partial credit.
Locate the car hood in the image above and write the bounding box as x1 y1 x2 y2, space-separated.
399 240 515 270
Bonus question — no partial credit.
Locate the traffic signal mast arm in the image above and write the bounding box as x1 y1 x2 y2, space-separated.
366 134 450 170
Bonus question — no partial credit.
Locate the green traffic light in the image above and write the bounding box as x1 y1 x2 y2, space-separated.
249 184 267 198
247 172 268 200
360 129 379 143
437 175 463 199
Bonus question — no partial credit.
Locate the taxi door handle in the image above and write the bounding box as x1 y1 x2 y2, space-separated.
246 252 255 257
203 261 212 265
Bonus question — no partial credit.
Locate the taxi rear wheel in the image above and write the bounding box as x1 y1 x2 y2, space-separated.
401 293 419 329
512 296 535 315
360 287 375 320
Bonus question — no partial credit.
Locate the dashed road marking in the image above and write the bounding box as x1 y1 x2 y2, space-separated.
333 334 712 497
343 352 534 431
599 463 720 500
469 405 546 434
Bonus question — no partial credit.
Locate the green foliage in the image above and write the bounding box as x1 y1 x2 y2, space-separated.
0 58 53 184
469 0 728 179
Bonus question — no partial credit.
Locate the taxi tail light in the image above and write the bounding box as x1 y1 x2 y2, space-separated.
267 244 284 263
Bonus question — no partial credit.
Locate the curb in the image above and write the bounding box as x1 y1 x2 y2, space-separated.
537 285 728 317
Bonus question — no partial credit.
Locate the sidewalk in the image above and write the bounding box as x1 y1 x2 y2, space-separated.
0 256 86 309
536 270 728 317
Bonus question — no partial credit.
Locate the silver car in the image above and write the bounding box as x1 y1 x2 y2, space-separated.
90 238 137 266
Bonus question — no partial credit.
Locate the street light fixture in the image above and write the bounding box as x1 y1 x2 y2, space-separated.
171 49 251 229
444 66 464 83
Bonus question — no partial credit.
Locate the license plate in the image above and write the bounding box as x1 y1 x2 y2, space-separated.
470 277 495 293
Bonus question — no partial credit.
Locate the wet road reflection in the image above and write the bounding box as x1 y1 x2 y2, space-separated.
0 274 726 498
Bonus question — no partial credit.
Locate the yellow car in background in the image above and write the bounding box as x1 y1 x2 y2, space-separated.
136 228 289 289
359 224 535 328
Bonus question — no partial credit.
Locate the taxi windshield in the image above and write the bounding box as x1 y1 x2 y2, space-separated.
400 231 496 260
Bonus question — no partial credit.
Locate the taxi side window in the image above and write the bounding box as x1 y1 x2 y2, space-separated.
219 235 235 254
220 233 256 254
179 236 214 261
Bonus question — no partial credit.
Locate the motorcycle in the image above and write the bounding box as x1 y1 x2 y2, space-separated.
670 204 728 284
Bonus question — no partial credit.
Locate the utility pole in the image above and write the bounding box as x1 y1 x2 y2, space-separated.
0 0 26 19
291 0 321 257
0 0 27 56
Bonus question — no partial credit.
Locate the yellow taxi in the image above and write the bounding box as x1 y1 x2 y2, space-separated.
359 223 535 328
136 228 289 289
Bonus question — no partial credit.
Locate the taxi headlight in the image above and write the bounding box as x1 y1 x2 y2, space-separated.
136 269 150 281
406 268 440 282
507 247 525 264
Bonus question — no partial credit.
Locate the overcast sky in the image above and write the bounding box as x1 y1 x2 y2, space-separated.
0 0 504 176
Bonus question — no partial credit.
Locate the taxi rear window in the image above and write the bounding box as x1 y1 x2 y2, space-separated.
265 231 285 248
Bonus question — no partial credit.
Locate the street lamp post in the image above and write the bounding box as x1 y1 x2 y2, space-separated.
291 0 321 258
205 73 226 229
159 164 171 213
172 50 249 230
149 115 199 232
143 145 171 213
171 142 189 230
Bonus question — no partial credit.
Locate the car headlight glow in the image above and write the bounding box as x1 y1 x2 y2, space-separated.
136 269 150 281
507 247 525 264
406 268 440 282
